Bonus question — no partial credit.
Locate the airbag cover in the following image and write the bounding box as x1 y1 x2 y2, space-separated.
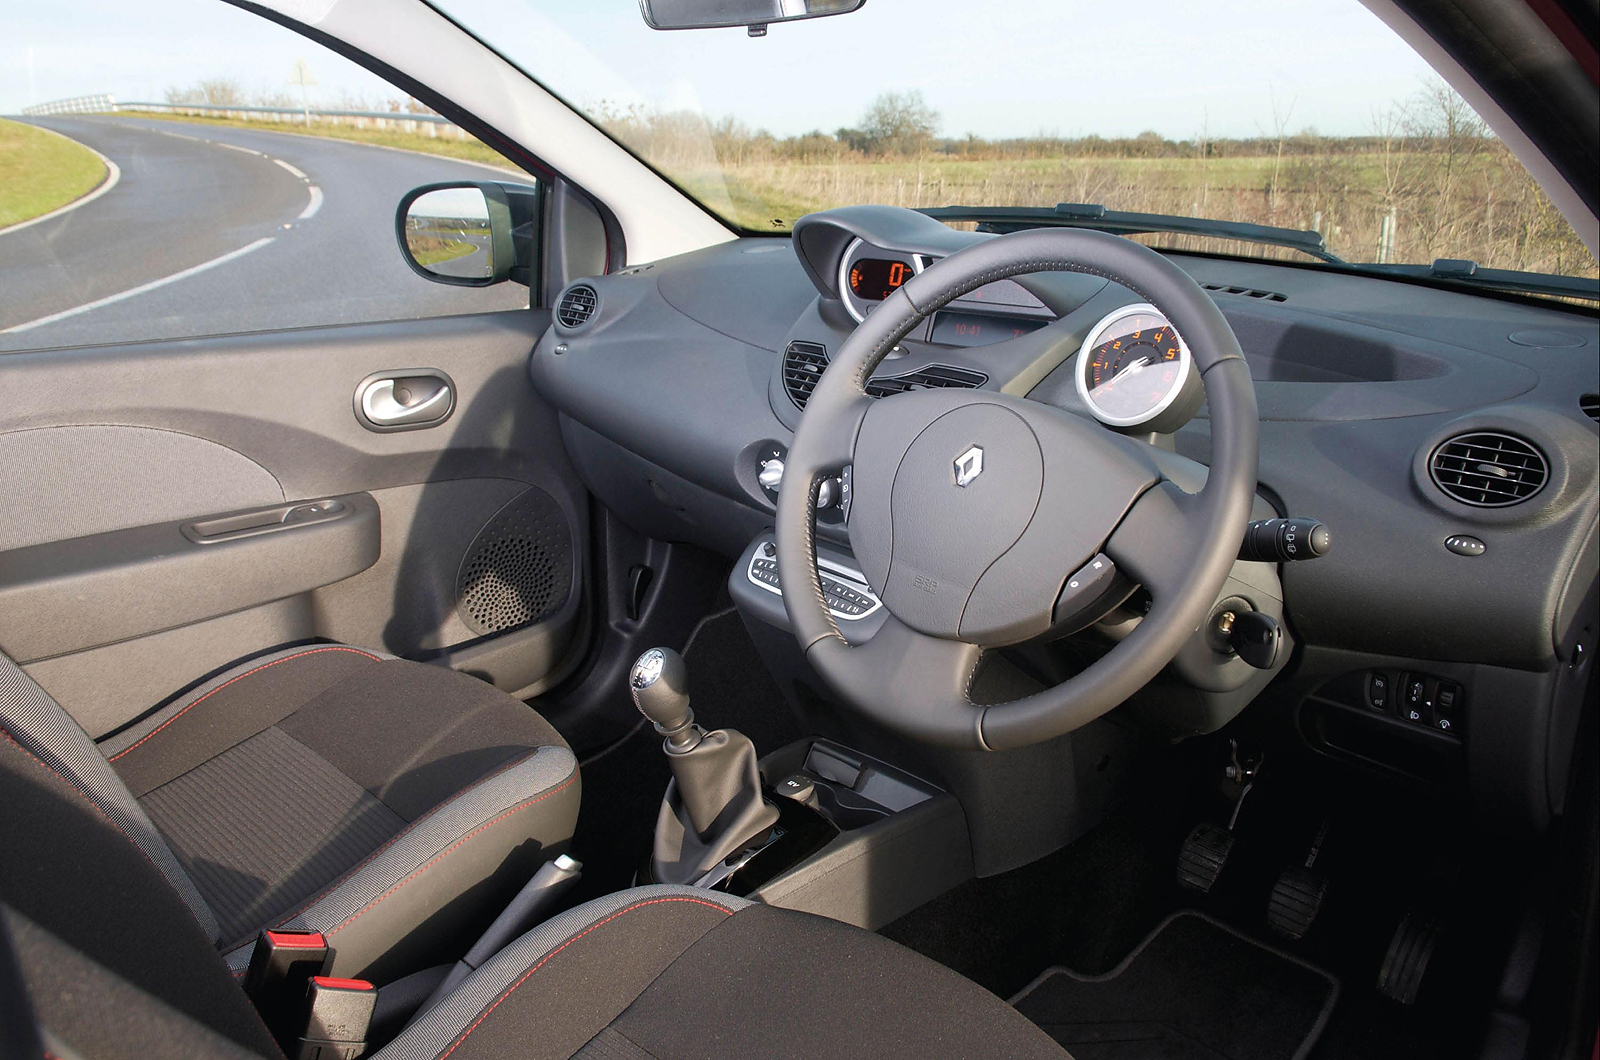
853 402 1042 638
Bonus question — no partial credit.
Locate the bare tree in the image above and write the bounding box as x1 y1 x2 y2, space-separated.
860 91 939 156
197 78 246 106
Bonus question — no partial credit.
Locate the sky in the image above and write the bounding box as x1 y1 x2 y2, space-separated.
2 0 1445 140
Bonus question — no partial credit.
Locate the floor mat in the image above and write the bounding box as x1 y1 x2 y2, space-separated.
1011 910 1339 1060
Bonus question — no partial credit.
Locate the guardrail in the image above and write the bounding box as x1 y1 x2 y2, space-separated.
21 96 469 140
22 94 116 116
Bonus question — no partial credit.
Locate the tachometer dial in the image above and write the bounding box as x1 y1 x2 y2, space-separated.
1075 303 1200 432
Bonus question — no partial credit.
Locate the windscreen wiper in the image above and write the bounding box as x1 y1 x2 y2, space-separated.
919 203 1345 264
1347 259 1599 303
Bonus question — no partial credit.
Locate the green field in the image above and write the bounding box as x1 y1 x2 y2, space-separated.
681 152 1596 278
0 118 108 228
105 109 1597 281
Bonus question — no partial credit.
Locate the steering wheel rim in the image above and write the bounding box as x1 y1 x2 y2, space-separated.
775 227 1258 751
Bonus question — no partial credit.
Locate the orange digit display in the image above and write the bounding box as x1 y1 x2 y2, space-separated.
848 258 914 300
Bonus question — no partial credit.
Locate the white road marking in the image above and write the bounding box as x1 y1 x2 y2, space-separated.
158 130 203 142
272 158 308 179
1 237 276 333
298 186 323 220
217 142 261 156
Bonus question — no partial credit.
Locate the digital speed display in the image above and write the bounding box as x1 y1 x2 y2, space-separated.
847 257 914 301
930 311 1047 348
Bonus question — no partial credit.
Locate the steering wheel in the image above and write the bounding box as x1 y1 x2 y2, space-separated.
775 228 1259 751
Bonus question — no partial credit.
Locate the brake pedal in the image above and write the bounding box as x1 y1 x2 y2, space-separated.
1268 821 1330 940
1376 907 1440 1004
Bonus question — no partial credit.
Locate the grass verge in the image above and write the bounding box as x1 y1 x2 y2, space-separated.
117 111 515 172
0 118 109 229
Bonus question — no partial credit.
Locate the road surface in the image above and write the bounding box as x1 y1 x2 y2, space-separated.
0 115 533 352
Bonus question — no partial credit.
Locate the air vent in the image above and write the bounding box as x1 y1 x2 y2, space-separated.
1201 282 1286 302
865 364 989 397
1428 432 1548 507
555 284 598 329
783 341 829 408
1581 394 1598 422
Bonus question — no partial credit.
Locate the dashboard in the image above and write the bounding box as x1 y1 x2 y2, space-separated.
528 204 1599 834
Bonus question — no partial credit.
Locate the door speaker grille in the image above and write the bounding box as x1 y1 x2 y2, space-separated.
457 488 573 636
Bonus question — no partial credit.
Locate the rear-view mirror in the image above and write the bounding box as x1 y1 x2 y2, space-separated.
639 0 865 33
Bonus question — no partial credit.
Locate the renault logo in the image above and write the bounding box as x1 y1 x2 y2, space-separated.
953 445 984 487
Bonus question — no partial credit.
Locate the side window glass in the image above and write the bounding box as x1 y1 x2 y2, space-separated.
0 0 535 353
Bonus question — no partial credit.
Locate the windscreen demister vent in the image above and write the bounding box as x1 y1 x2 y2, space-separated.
1581 394 1598 422
783 341 829 408
1201 282 1286 302
556 284 598 329
1428 431 1548 507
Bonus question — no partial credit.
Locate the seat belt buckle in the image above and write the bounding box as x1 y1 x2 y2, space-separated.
243 929 330 1048
296 976 376 1060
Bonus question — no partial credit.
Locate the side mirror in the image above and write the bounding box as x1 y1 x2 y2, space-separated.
639 0 865 33
396 181 540 287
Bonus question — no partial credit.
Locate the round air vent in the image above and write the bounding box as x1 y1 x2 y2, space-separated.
456 488 573 636
555 284 598 329
1581 393 1598 423
1428 431 1548 507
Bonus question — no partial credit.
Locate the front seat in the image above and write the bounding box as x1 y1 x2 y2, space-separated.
1 702 1067 1059
0 643 579 982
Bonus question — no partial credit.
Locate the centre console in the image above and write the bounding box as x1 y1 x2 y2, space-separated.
740 739 971 930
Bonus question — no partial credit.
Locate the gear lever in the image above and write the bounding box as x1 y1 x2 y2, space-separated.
630 648 700 750
631 648 779 887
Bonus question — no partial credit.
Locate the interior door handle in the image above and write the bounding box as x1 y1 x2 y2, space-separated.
354 370 456 432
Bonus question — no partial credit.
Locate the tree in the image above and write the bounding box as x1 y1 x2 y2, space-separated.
859 91 939 155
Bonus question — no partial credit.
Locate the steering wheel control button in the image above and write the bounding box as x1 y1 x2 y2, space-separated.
1444 534 1486 557
1053 554 1117 627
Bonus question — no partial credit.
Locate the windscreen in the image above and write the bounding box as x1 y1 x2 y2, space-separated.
434 0 1596 281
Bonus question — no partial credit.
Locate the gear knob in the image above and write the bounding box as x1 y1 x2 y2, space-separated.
630 648 698 749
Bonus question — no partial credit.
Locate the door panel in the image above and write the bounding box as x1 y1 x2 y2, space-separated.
0 309 588 736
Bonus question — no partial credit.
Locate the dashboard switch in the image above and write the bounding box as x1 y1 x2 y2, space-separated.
1367 672 1390 712
1433 681 1462 734
1401 675 1429 724
1239 518 1331 562
758 456 785 492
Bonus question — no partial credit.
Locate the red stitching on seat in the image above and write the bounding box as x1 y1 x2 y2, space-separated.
324 772 580 937
0 727 204 927
437 897 734 1060
244 749 558 946
107 646 380 762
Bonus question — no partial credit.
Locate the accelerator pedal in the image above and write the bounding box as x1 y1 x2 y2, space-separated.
1178 822 1235 893
1376 908 1440 1004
